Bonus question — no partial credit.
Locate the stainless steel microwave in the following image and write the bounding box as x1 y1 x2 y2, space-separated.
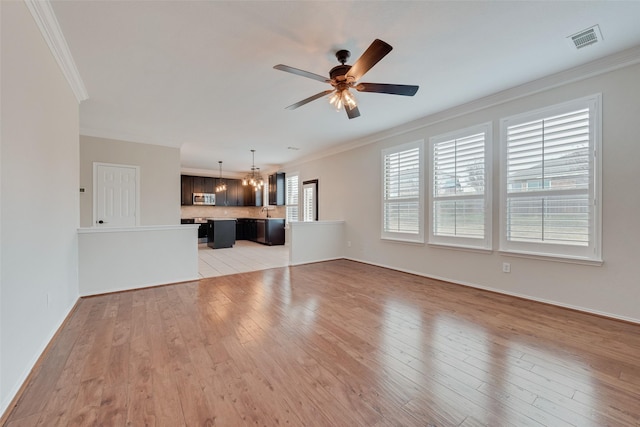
193 193 215 205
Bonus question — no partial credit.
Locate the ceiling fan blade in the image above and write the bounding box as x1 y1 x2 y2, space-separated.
355 83 419 96
346 106 361 119
346 39 393 81
274 64 330 83
285 90 334 110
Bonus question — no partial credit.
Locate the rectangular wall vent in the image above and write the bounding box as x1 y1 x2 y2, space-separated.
568 25 603 50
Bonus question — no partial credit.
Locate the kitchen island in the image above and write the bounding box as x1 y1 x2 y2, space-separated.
207 218 236 249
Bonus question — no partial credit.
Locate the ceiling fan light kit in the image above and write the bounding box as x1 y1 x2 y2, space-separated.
328 89 357 112
274 39 419 119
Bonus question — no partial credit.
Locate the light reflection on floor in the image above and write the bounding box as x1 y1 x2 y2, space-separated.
379 298 597 426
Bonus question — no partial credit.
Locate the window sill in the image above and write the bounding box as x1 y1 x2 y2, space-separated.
380 237 425 246
428 242 493 254
498 249 603 266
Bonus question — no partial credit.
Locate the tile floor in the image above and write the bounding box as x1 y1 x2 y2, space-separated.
197 240 290 278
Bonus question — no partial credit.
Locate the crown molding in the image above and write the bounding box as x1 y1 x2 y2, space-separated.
286 44 640 168
24 0 89 103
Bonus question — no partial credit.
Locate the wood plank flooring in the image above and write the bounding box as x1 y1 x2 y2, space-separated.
4 260 640 426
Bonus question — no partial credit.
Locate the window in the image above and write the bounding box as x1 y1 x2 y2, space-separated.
381 141 424 243
500 94 601 261
429 123 492 249
285 173 299 222
303 179 318 221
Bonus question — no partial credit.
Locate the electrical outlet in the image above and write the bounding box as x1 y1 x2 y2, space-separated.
502 262 511 273
347 241 352 247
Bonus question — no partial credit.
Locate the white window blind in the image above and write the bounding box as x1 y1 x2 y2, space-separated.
430 123 491 249
286 174 299 222
382 141 424 242
303 186 314 222
500 94 601 261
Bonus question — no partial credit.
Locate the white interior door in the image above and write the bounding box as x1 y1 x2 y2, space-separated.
94 163 139 227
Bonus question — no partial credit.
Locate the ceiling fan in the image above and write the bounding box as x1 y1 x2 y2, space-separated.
274 39 419 119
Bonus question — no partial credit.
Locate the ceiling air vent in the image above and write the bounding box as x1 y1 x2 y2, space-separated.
568 25 603 50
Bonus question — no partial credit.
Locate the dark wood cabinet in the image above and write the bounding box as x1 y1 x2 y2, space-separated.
193 176 214 194
214 178 227 206
226 179 239 206
268 172 286 206
181 175 193 205
236 218 256 241
216 179 244 206
216 178 242 206
207 219 236 249
182 175 217 205
258 218 285 245
192 176 204 194
235 219 246 240
182 175 263 207
236 218 283 245
242 184 263 207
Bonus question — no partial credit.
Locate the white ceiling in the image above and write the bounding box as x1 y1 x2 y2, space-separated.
50 1 640 175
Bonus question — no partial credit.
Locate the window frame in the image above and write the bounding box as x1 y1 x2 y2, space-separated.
428 122 493 250
381 140 425 243
499 94 602 263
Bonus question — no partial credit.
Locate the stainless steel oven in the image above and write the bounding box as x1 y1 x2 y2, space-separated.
192 193 215 205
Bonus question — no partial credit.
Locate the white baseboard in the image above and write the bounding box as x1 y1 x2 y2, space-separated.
343 257 640 325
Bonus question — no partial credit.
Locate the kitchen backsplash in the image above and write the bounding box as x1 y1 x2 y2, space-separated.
181 205 285 219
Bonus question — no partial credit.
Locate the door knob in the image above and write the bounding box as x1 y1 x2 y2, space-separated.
97 220 106 224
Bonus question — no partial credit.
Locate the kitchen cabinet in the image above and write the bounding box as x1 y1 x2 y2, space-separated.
182 174 261 207
236 218 256 241
235 219 246 240
226 179 241 206
216 178 242 206
268 172 286 206
181 175 193 205
207 219 236 249
243 184 263 207
236 218 284 245
182 175 218 205
193 176 214 194
214 178 227 206
256 218 285 245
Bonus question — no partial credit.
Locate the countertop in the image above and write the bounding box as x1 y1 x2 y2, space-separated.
182 217 284 224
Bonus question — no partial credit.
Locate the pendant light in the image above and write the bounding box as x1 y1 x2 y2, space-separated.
242 149 264 191
215 161 226 192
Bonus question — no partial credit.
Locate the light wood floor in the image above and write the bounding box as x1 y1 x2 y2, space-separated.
4 260 640 426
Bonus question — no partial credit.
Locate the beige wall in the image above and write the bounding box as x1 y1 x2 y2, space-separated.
1 0 80 413
284 62 640 323
80 135 181 227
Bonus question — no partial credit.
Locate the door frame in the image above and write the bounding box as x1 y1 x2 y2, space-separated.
93 162 141 227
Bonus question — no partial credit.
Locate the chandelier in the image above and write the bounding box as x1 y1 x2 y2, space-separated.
215 161 226 192
242 149 264 190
